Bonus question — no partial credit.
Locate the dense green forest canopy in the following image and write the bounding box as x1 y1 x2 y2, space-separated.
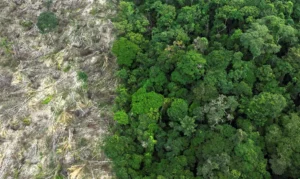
104 0 300 178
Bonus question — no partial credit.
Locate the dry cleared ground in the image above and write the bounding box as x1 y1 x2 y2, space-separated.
0 0 117 178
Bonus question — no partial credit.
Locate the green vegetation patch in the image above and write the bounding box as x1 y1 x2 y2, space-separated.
37 11 58 34
42 95 53 104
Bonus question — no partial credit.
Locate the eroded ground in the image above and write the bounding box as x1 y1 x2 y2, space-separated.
0 0 117 178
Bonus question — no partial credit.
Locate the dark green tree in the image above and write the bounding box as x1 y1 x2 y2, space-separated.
265 113 300 177
171 50 206 85
37 11 58 34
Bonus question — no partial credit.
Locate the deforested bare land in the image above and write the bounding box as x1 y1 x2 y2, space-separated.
0 0 117 178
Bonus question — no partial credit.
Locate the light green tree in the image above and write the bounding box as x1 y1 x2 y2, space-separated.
246 92 287 126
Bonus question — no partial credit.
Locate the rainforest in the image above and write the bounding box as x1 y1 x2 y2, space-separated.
104 0 300 178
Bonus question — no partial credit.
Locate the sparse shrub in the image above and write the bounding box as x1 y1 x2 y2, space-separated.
20 20 33 30
0 37 13 55
90 8 99 16
77 71 88 83
44 0 53 10
63 65 71 72
77 71 88 89
42 95 53 104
